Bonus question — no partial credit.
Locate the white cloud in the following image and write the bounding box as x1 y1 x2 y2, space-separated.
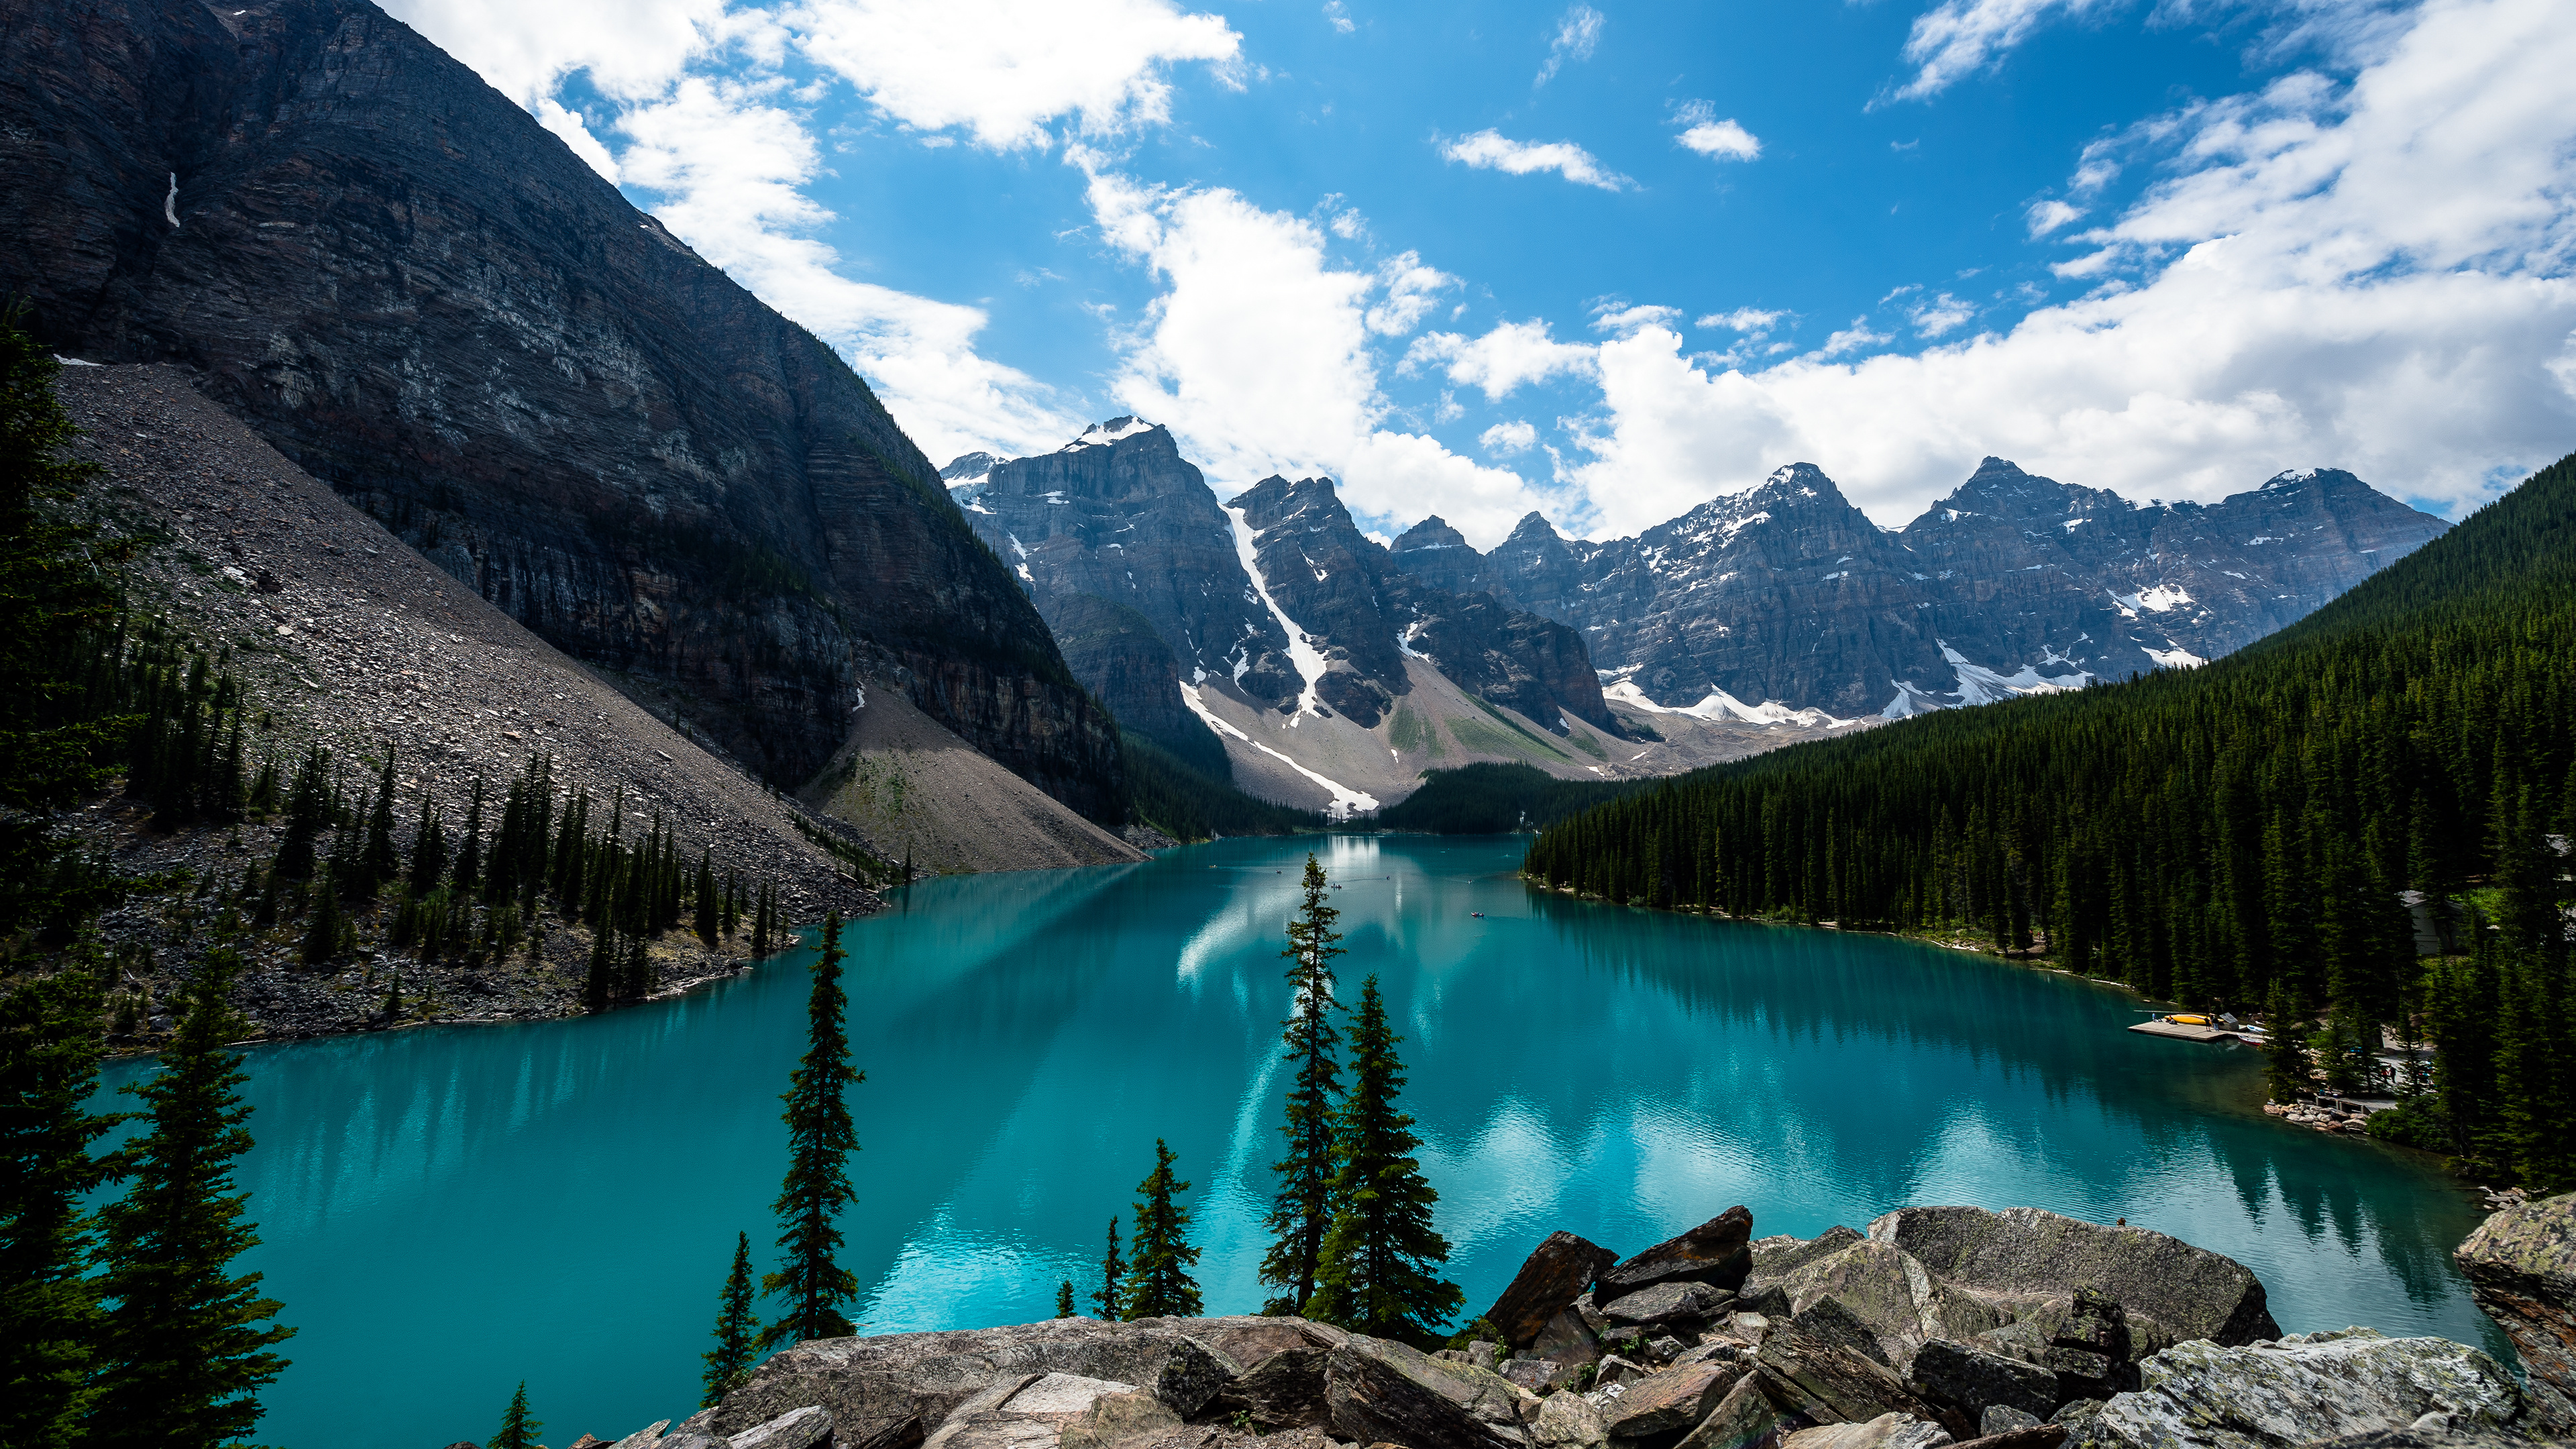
1698 307 1786 333
1482 420 1540 455
1324 1 1355 34
1816 317 1894 357
1672 102 1761 162
2026 199 2085 235
1536 5 1605 86
1886 0 2121 103
378 0 730 107
1564 0 2576 536
1593 303 1684 336
1401 320 1599 399
1080 160 1544 542
1365 253 1459 337
1909 292 1976 336
1440 129 1631 191
619 79 1077 462
788 0 1242 150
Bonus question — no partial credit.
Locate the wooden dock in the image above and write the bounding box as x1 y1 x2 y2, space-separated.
2127 1019 2247 1044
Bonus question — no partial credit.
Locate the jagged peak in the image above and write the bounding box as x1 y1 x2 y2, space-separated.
1393 515 1470 552
940 451 999 483
1060 416 1161 452
1503 510 1566 544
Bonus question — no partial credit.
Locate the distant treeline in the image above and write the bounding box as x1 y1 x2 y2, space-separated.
1525 453 2576 1187
1122 731 1323 842
1371 762 1634 835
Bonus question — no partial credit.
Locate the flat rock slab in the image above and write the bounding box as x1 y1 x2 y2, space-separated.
1866 1208 2279 1347
1678 1373 1786 1449
1324 1334 1536 1449
1911 1340 2063 1424
1492 1234 1624 1349
1605 1208 1757 1297
1757 1329 1956 1434
1782 1242 2004 1374
2453 1189 2576 1436
1782 1413 1954 1449
1606 1282 1734 1330
2067 1329 2528 1449
1603 1360 1749 1442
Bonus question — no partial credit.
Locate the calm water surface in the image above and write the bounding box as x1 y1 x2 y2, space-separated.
98 835 2497 1448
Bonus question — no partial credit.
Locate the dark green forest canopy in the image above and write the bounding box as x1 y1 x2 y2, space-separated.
1525 451 2576 1023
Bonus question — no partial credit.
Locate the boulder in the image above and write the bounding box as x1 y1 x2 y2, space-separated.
1977 1409 2042 1438
1224 1348 1333 1430
1780 1243 2005 1374
1059 1388 1184 1449
1728 1315 1776 1349
1676 1373 1787 1449
1908 1341 2061 1424
1492 1234 1625 1349
1535 1306 1606 1370
610 1424 672 1449
1597 1356 1654 1390
1781 1413 1954 1449
1866 1208 2279 1347
1534 1390 1611 1449
708 1320 1231 1443
1788 1297 1894 1368
1607 1283 1735 1332
1757 1329 1960 1434
1602 1361 1750 1444
2452 1188 2576 1436
1506 1358 1568 1394
1324 1333 1536 1449
1943 1430 2065 1449
1163 1316 1350 1375
2064 1330 2528 1449
1605 1208 1758 1297
729 1406 835 1449
1750 1228 1868 1290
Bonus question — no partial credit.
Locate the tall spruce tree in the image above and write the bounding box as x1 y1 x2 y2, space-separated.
0 950 124 1446
1261 853 1344 1313
1121 1139 1202 1320
2263 981 2312 1103
702 1232 760 1407
759 913 861 1349
90 947 294 1447
1091 1216 1124 1320
1305 976 1461 1346
1055 1280 1077 1318
486 1382 541 1449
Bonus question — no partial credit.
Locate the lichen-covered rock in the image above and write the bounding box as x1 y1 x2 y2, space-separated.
1909 1340 2062 1424
729 1405 835 1449
1867 1209 2279 1348
1782 1413 1954 1449
1757 1328 1959 1434
1603 1361 1749 1443
1978 1408 2043 1438
1324 1334 1536 1449
1536 1305 1607 1371
1790 1297 1896 1368
1605 1208 1758 1297
2452 1189 2576 1436
1778 1240 2005 1373
2065 1330 2526 1449
1751 1229 1868 1292
1607 1283 1735 1332
1534 1389 1611 1449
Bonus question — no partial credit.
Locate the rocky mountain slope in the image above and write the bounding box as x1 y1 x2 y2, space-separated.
0 0 1120 820
1392 460 2449 720
950 423 1856 814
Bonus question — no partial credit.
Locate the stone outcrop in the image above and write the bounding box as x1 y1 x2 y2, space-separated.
1774 1240 2004 1372
1601 1208 1756 1297
1782 1413 1954 1449
2062 1330 2527 1449
1599 1358 1745 1442
1909 1342 2062 1426
1487 1233 1621 1350
1322 1336 1536 1449
1756 1328 1961 1436
0 0 1122 818
1866 1208 2279 1347
2452 1188 2576 1435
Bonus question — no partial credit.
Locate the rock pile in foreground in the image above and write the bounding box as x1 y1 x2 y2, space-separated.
584 1201 2568 1449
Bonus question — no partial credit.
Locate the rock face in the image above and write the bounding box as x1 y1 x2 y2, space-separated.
2064 1330 2527 1449
1909 1341 2062 1426
1488 1232 1623 1350
2452 1188 2576 1435
1038 593 1232 773
1385 460 2447 720
1322 1336 1536 1449
1603 1207 1757 1297
0 0 1121 816
1866 1207 2279 1348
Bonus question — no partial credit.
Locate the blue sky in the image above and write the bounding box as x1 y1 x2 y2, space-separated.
388 0 2576 544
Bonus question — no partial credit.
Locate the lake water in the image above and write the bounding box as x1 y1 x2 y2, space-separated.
97 835 2500 1448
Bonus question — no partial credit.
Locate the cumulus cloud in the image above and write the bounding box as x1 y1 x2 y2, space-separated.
1440 129 1631 191
1564 0 2576 537
1815 317 1894 358
1909 292 1976 336
1080 160 1543 541
1324 1 1354 34
1672 102 1761 162
1536 5 1605 86
378 0 731 107
1699 307 1786 332
1594 303 1684 336
1402 320 1599 399
1365 253 1460 336
1885 0 2122 103
1482 420 1540 455
788 0 1242 150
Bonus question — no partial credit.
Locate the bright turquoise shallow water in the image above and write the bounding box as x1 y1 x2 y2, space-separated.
99 835 2498 1448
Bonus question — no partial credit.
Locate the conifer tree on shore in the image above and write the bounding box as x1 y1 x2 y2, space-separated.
1261 854 1344 1313
486 1382 541 1449
1092 1216 1124 1320
91 946 294 1447
1055 1280 1077 1318
1122 1140 1201 1320
0 949 121 1445
1306 977 1460 1346
703 1232 760 1407
759 914 861 1349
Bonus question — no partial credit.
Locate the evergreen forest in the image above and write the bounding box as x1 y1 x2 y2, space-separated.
1524 452 2576 1188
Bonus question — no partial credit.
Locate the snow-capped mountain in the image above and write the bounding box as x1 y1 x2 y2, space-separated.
1389 458 2449 718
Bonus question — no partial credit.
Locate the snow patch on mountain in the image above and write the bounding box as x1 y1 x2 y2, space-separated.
1602 678 1858 729
1938 641 2092 706
1179 682 1378 818
2143 645 2208 669
2109 583 2193 617
1226 503 1331 721
1063 416 1155 451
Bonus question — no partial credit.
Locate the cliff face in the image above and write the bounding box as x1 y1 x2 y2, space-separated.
1391 460 2448 718
0 0 1122 819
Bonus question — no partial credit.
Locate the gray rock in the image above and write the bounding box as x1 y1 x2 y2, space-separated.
729 1406 835 1449
1059 1387 1183 1449
1536 1306 1607 1370
1980 1408 2043 1438
1324 1332 1536 1449
1866 1208 2279 1348
1782 1413 1954 1449
1605 1208 1758 1297
1945 1429 2066 1449
2453 1189 2576 1436
1728 1316 1776 1349
1751 1228 1868 1289
611 1423 673 1449
1491 1234 1627 1350
1776 1237 2015 1372
1602 1360 1748 1444
1909 1340 2061 1424
1535 1389 1611 1449
1472 1343 1502 1371
1228 1347 1333 1429
1677 1373 1787 1449
2067 1330 2527 1449
1507 1358 1566 1394
1789 1297 1894 1368
1597 1356 1654 1389
1607 1283 1734 1331
1756 1329 1960 1434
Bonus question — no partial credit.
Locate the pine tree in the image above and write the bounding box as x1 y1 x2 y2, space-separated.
407 793 449 895
759 913 862 1349
702 1231 760 1408
1122 1139 1202 1320
584 925 616 1013
695 849 719 947
2263 981 2312 1103
357 749 400 896
0 951 123 1445
451 777 486 894
1262 854 1344 1313
486 1381 541 1449
1091 1216 1124 1320
1305 976 1461 1346
91 947 294 1446
300 873 345 967
1055 1280 1077 1318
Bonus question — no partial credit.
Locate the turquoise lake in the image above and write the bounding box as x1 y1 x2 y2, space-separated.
98 834 2500 1448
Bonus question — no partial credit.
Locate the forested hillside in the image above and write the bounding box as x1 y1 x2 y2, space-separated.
1525 452 2576 1185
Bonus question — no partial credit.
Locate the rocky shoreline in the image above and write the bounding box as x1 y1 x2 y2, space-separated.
519 1196 2576 1449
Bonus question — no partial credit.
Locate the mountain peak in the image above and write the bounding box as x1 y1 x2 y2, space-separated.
941 451 999 483
1507 511 1565 543
1393 515 1470 553
1061 417 1161 452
